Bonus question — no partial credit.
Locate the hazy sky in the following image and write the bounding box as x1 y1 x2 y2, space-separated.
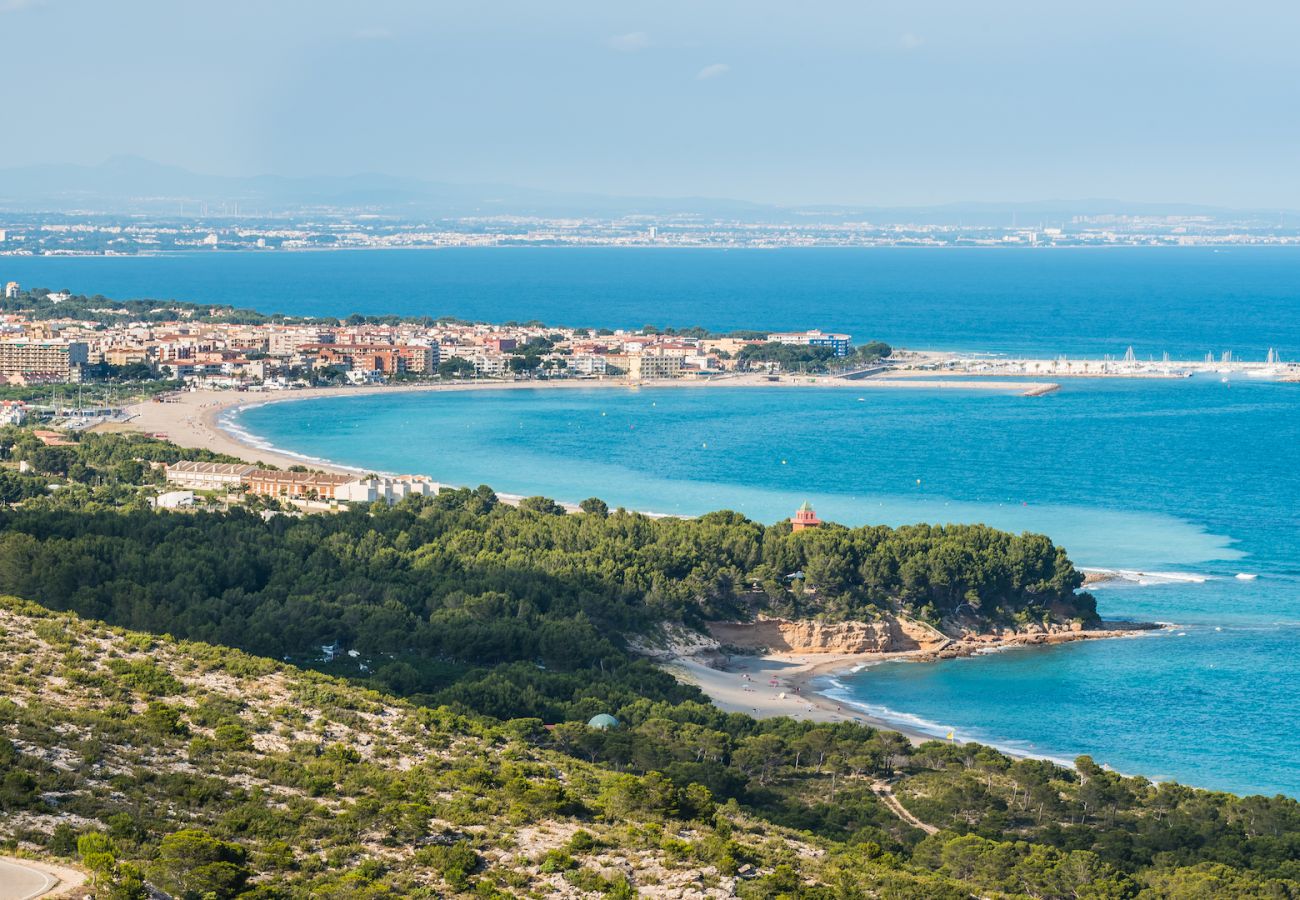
5 0 1299 206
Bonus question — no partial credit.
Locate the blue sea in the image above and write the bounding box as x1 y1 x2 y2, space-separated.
8 248 1300 796
3 246 1300 358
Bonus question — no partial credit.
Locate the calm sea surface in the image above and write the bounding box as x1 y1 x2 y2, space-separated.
7 248 1300 795
231 377 1300 797
3 246 1300 357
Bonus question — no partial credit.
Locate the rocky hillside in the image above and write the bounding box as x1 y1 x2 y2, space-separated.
0 596 963 898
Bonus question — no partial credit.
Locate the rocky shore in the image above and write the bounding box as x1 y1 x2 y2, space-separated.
702 614 1159 662
650 616 1163 740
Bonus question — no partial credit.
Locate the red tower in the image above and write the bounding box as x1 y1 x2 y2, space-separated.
791 500 822 532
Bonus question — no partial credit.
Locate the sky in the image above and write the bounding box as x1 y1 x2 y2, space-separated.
4 0 1299 207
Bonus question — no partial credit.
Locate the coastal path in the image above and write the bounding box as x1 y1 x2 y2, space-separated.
870 781 938 835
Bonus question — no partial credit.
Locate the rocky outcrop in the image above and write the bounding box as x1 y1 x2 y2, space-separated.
921 618 1158 659
707 616 949 655
703 615 1158 659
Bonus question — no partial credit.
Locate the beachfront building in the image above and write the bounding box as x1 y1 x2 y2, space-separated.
304 344 432 377
335 475 440 505
767 330 853 357
566 353 609 376
165 461 258 490
626 353 684 381
791 500 822 532
472 352 510 377
246 470 354 500
0 339 90 381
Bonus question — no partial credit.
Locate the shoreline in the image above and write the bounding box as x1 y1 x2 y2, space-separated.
661 622 1163 753
105 374 1055 477
104 380 1183 771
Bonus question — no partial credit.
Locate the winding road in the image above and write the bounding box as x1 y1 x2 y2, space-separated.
0 857 78 900
0 859 55 900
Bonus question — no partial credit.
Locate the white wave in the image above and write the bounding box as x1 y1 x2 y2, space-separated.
1085 568 1212 587
217 409 374 472
812 680 1078 767
1235 573 1259 581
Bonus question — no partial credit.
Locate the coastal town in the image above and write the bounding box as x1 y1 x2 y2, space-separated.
0 280 870 395
0 279 1294 443
5 5 1300 897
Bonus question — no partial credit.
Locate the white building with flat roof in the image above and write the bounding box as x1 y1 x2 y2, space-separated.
154 490 196 509
336 475 440 505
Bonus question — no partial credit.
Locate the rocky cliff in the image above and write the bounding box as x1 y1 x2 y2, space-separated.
707 616 949 655
703 615 1156 659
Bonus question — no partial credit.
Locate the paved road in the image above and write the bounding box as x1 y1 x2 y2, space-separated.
0 859 56 900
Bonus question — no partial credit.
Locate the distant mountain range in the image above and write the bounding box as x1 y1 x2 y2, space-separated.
0 156 1293 224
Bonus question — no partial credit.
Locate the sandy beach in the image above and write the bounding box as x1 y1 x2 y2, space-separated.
103 373 1057 475
662 650 939 743
101 375 1165 755
657 620 1160 748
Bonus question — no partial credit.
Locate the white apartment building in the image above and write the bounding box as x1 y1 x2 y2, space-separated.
336 475 440 505
472 352 510 377
566 354 608 376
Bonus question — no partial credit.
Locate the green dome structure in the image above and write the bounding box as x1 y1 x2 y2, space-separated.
587 713 619 730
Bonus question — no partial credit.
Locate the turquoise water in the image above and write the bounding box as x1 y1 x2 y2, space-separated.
234 376 1300 796
8 246 1300 795
5 246 1300 357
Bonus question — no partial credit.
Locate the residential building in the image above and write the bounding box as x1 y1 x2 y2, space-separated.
102 348 151 367
336 475 440 505
246 470 354 500
472 352 510 377
3 282 18 299
0 340 89 380
165 461 258 490
0 401 28 425
33 430 75 446
626 353 684 380
566 354 608 376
